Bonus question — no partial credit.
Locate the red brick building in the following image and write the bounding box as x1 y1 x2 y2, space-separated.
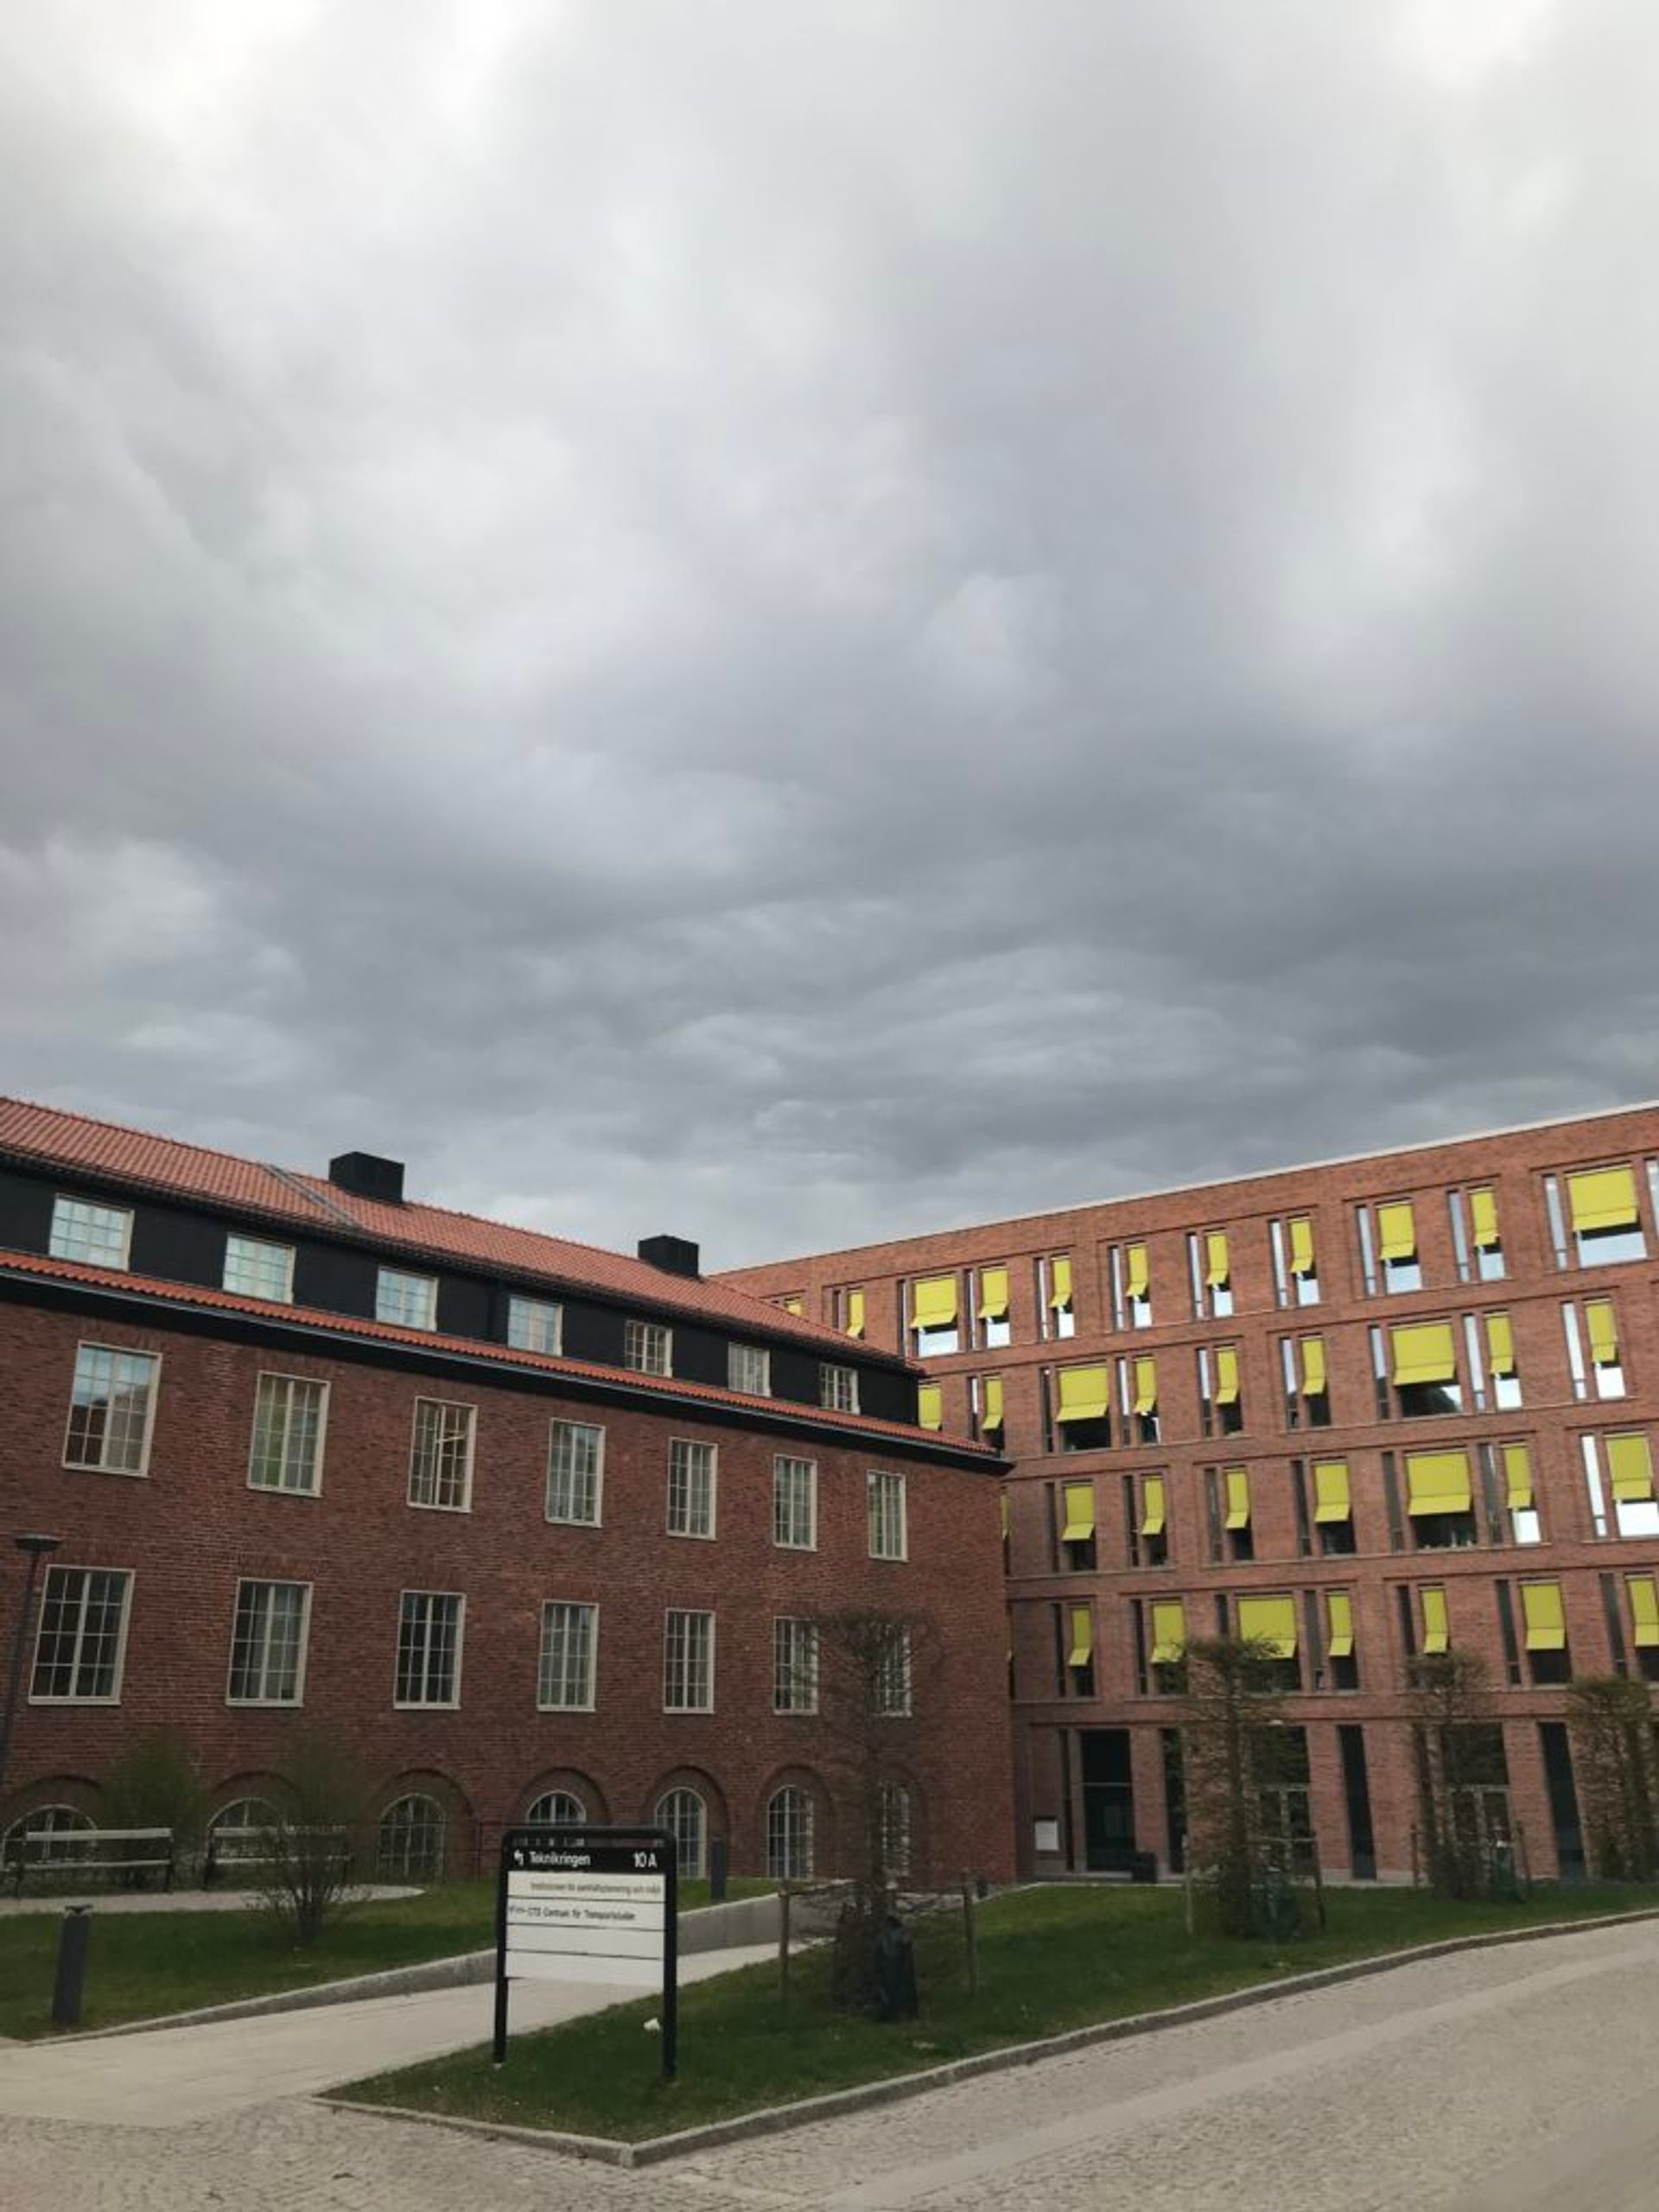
0 1102 1013 1888
723 1105 1659 1883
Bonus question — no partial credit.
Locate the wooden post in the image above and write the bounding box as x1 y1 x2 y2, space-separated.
1516 1821 1531 1896
1410 1822 1421 1888
960 1872 979 1999
779 1884 791 2007
1309 1834 1326 1934
1181 1835 1195 1936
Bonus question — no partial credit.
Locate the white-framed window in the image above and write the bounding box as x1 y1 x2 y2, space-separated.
248 1373 328 1495
909 1271 963 1356
655 1787 707 1878
1 1803 95 1871
868 1470 908 1561
537 1601 597 1710
1187 1230 1235 1319
1448 1188 1505 1283
874 1626 913 1716
377 1795 445 1878
624 1319 672 1376
376 1268 437 1331
1357 1200 1422 1295
879 1782 912 1878
394 1591 463 1707
30 1567 132 1702
1544 1166 1649 1270
766 1784 814 1879
1109 1243 1154 1331
507 1296 563 1355
546 1421 604 1524
407 1397 475 1512
1037 1255 1076 1340
972 1265 1013 1349
226 1580 310 1705
1563 1299 1626 1402
223 1235 296 1302
819 1363 860 1414
49 1195 133 1269
1268 1217 1319 1308
664 1609 715 1712
666 1439 717 1539
526 1789 587 1827
772 1617 820 1713
1580 1432 1659 1541
63 1344 159 1475
772 1455 818 1550
728 1342 772 1395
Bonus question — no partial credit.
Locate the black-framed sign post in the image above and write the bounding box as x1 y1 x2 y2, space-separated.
493 1826 678 2082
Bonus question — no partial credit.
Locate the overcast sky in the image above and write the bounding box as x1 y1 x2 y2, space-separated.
3 2 1656 1266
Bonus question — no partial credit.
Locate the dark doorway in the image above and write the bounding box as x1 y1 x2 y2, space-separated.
1338 1724 1377 1880
1160 1728 1186 1874
1539 1721 1586 1880
1081 1729 1136 1872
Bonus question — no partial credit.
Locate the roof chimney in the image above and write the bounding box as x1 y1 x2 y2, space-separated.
637 1233 701 1280
329 1151 405 1205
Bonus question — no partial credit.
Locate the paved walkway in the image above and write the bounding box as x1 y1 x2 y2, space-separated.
0 1885 418 1917
4 1917 1659 2208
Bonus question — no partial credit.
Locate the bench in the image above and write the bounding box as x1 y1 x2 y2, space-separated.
8 1825 175 1896
201 1823 353 1889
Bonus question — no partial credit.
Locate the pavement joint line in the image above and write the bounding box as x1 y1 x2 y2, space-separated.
321 1904 1659 2171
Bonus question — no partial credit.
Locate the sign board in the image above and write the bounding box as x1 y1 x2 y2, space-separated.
493 1825 677 2077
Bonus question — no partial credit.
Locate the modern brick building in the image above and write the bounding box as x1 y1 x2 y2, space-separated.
723 1104 1659 1883
0 1101 1013 1888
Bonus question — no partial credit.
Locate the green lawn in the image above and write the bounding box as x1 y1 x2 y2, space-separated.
341 1881 1656 2143
0 1875 771 2041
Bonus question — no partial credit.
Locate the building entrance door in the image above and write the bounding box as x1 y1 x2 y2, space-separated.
1080 1729 1135 1871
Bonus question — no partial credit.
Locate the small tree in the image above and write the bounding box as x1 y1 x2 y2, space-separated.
1407 1649 1504 1899
254 1730 370 1945
102 1729 207 1878
1567 1675 1659 1880
1179 1636 1300 1938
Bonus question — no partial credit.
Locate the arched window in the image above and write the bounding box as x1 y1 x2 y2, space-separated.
766 1785 814 1880
209 1796 280 1837
655 1787 707 1878
525 1789 587 1827
377 1794 446 1879
879 1783 912 1879
1 1803 92 1872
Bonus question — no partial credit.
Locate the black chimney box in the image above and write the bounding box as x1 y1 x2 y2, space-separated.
329 1152 406 1205
638 1233 701 1279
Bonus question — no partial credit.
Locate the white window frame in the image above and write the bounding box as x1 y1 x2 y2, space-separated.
29 1566 134 1705
393 1590 465 1708
868 1470 908 1561
666 1437 717 1540
728 1342 772 1396
226 1579 311 1706
663 1608 715 1713
655 1786 708 1878
407 1396 476 1513
874 1625 913 1716
49 1194 133 1270
537 1600 598 1712
766 1784 815 1879
62 1343 161 1477
222 1234 296 1303
247 1372 329 1497
772 1455 818 1551
376 1267 438 1331
506 1296 563 1356
624 1319 673 1376
819 1363 861 1415
772 1616 820 1713
545 1420 605 1525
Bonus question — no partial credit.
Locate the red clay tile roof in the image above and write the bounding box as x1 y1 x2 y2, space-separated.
0 1096 913 1367
0 1246 994 1459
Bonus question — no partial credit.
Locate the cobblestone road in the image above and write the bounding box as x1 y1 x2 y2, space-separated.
7 1916 1659 2209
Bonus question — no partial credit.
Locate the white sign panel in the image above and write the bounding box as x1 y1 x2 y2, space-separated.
501 1834 671 1987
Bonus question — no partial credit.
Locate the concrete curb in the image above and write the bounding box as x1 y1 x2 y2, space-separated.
325 1905 1659 2170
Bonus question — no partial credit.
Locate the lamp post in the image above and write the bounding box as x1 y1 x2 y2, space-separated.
0 1535 62 1805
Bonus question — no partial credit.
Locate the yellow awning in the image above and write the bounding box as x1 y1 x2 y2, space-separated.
1377 1201 1417 1262
1326 1591 1355 1658
1049 1255 1074 1309
982 1374 1005 1431
1134 1356 1159 1416
1391 1321 1457 1386
1061 1481 1096 1542
1055 1364 1109 1423
1484 1313 1516 1377
1629 1575 1659 1649
1300 1337 1326 1397
1205 1230 1230 1287
1139 1475 1166 1537
917 1382 943 1431
1421 1586 1449 1654
977 1266 1009 1321
1470 1187 1500 1249
1313 1459 1351 1523
1522 1581 1566 1651
1150 1600 1185 1665
1237 1593 1297 1659
1125 1243 1150 1301
1214 1345 1241 1405
1289 1216 1316 1277
1607 1432 1654 1503
1068 1605 1094 1669
1586 1299 1619 1367
1503 1444 1534 1512
1568 1166 1638 1234
781 1295 803 1315
846 1288 866 1338
1406 1449 1472 1516
1224 1466 1250 1529
912 1275 958 1331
